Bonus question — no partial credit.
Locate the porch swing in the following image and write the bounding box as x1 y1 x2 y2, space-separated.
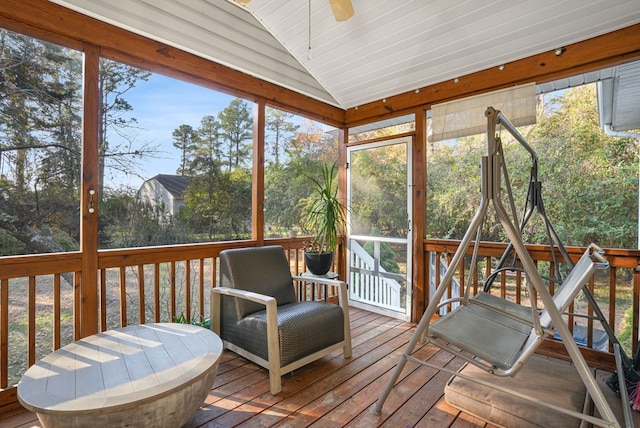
372 107 634 427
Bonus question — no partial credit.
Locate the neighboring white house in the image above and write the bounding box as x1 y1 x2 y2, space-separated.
137 174 189 220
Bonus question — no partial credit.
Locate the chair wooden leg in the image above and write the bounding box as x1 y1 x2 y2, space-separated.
338 281 352 359
210 290 221 335
266 299 282 394
269 368 282 395
343 316 352 358
343 342 352 359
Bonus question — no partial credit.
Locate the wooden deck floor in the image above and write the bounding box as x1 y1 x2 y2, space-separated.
6 308 494 428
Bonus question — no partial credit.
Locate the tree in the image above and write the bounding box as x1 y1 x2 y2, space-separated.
172 124 197 176
181 152 222 240
0 30 166 254
529 85 638 248
426 85 639 249
217 98 252 171
0 30 67 201
350 143 408 238
266 108 298 166
363 228 401 273
98 58 157 197
426 134 486 240
173 99 253 241
264 156 318 234
197 115 223 167
290 119 337 162
264 119 337 235
0 30 83 250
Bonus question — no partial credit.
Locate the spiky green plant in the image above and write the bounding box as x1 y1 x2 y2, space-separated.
304 163 347 253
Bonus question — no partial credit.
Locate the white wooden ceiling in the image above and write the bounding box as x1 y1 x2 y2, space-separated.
50 0 640 112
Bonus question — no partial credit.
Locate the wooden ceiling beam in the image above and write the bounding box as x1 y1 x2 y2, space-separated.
345 23 640 127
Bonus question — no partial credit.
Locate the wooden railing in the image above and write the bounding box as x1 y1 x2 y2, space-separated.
349 238 403 310
424 238 640 370
96 238 342 331
0 237 637 414
0 237 343 398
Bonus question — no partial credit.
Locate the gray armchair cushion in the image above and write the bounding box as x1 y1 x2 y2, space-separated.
220 246 297 321
224 301 345 366
218 245 345 367
214 245 351 395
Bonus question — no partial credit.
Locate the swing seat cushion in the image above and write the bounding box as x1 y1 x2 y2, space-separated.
445 354 587 427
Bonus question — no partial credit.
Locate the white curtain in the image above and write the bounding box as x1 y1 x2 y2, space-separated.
429 83 536 142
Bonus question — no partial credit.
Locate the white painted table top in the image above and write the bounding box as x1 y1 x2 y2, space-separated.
17 323 222 414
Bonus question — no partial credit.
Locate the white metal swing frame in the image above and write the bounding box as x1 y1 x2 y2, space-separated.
372 107 631 428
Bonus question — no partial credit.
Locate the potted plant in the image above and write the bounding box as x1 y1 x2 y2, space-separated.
303 162 347 275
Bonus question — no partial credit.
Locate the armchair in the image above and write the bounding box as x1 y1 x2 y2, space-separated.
211 246 352 394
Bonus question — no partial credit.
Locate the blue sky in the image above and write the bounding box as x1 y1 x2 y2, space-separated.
108 73 234 189
107 70 334 191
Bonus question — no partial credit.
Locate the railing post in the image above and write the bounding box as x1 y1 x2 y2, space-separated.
79 44 100 338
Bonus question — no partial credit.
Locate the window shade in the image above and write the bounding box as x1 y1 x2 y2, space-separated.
429 83 536 142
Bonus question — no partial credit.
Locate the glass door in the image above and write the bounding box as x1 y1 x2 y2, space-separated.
347 137 412 320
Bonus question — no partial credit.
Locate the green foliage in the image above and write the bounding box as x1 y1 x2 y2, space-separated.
217 98 253 170
0 228 28 256
617 306 634 356
426 85 639 248
349 143 408 238
179 165 251 241
303 163 347 253
51 228 79 252
98 97 255 248
363 233 401 273
529 86 638 247
167 98 253 242
197 115 224 169
265 157 323 235
98 58 153 193
173 124 198 176
265 108 299 166
264 118 337 237
98 189 134 247
0 29 171 252
0 30 84 253
174 311 210 328
98 187 190 248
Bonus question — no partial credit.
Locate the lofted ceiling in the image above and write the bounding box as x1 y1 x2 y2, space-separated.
48 0 640 112
43 0 640 133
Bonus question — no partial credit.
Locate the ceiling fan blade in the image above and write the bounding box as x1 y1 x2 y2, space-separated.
329 0 354 21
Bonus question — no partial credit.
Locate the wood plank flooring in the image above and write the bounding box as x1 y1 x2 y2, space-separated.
4 308 494 428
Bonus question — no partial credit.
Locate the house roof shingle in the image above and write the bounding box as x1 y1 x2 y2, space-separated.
147 174 189 198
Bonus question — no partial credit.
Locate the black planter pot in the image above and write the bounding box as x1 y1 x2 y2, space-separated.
304 252 334 275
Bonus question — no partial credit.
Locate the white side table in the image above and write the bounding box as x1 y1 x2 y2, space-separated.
299 271 340 301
